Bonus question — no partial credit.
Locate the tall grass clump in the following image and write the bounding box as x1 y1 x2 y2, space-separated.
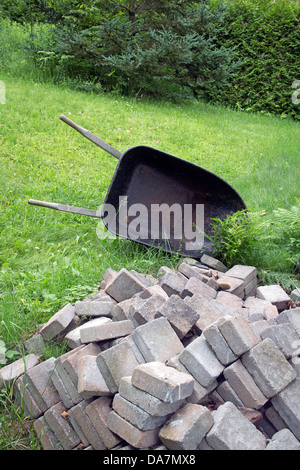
0 380 41 450
207 204 300 290
205 210 261 268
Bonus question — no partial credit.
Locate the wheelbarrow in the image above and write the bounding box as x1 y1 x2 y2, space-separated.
28 115 247 258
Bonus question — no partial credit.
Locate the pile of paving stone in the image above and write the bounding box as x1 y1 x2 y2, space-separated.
1 254 300 451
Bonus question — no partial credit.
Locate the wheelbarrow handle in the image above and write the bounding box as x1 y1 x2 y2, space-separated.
28 199 102 218
59 115 122 160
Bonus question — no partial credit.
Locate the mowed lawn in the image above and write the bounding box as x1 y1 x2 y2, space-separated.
0 78 299 347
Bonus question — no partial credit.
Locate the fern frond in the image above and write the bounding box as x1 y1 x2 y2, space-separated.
258 270 299 292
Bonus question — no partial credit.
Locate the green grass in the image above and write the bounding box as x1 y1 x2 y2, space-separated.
0 76 299 450
0 17 299 451
0 383 41 450
1 76 299 347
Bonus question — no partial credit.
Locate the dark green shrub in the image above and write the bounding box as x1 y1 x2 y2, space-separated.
33 2 239 100
2 0 299 117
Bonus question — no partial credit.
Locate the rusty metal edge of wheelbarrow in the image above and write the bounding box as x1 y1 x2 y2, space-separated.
103 143 247 212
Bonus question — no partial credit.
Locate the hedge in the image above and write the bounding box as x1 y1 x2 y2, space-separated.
212 0 300 119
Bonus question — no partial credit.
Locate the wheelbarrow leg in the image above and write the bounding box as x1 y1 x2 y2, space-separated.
28 199 102 218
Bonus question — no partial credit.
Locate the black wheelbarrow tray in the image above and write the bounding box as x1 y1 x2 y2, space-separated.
28 115 247 258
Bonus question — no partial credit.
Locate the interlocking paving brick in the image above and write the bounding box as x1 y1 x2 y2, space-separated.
44 401 81 450
216 380 244 407
271 377 300 440
61 343 101 387
34 415 63 450
0 353 40 390
166 354 218 404
51 367 75 409
179 335 224 387
107 410 161 448
40 303 76 340
23 357 61 413
80 318 134 343
202 318 238 366
96 338 143 393
264 405 287 432
180 277 217 301
7 261 300 451
54 356 82 404
275 307 300 336
131 361 194 403
86 396 122 449
225 265 257 285
156 294 199 339
112 393 169 430
118 376 185 417
206 402 266 450
223 359 268 409
241 338 297 398
131 317 184 363
158 272 187 297
139 284 169 300
24 333 46 355
112 298 138 321
291 288 300 303
200 254 227 272
218 314 259 356
178 262 210 283
105 268 148 302
159 403 214 450
75 299 114 317
260 323 300 359
265 429 300 450
256 285 291 311
77 355 112 399
78 317 112 343
216 276 245 298
216 291 244 311
68 400 106 450
185 295 223 331
13 375 43 419
132 294 166 326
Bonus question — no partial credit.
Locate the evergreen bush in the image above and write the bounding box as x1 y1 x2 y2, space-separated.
1 1 299 117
